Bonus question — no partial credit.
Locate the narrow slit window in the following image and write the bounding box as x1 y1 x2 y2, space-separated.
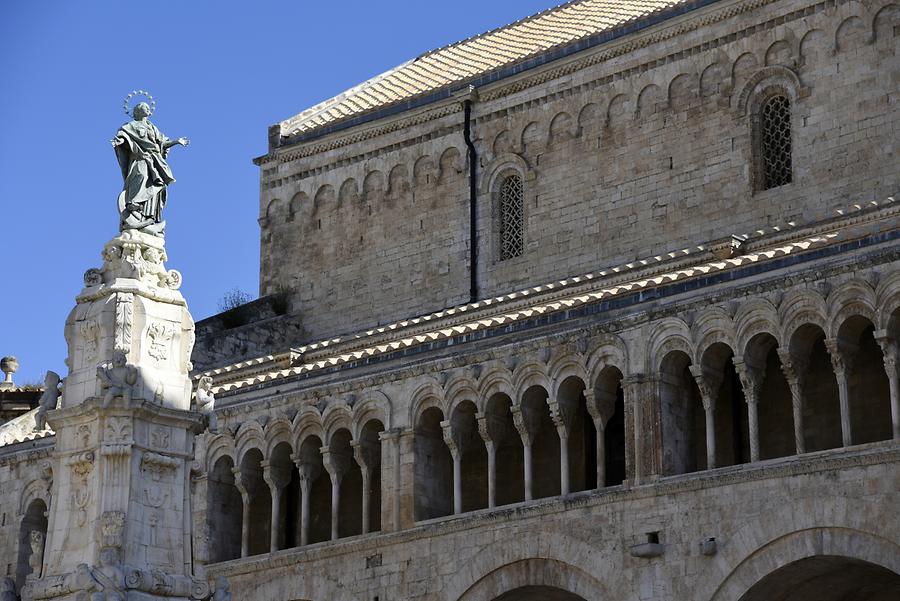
760 94 793 190
499 174 524 260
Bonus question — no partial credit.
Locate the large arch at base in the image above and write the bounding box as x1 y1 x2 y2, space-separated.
493 586 587 601
456 559 603 601
738 556 900 601
709 527 900 601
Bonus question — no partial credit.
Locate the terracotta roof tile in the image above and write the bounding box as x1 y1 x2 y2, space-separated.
279 0 692 139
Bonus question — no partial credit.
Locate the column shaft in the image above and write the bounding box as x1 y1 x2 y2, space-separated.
240 499 250 557
486 444 496 508
361 468 371 535
596 422 606 488
269 488 282 553
299 479 310 546
558 432 569 496
705 407 717 470
452 453 462 514
747 401 760 462
523 443 533 501
330 476 341 541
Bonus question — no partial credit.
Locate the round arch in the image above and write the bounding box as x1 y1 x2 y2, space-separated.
708 527 900 601
454 559 604 601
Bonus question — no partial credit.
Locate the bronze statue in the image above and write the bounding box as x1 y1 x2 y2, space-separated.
112 92 189 237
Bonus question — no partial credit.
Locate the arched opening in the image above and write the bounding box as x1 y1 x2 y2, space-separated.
522 385 560 499
659 350 705 475
837 315 892 444
593 366 626 487
699 342 750 468
269 441 298 550
738 556 900 601
207 456 242 562
485 392 524 506
16 498 47 589
329 428 362 539
414 406 453 520
239 448 270 556
557 376 597 492
358 419 384 533
298 435 330 545
743 333 794 460
790 324 841 451
493 587 587 601
451 400 488 512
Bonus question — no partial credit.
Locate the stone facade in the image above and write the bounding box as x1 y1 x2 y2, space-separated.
257 0 900 347
3 0 900 599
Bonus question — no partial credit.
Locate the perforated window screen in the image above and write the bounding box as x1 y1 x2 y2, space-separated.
499 175 524 260
760 94 793 190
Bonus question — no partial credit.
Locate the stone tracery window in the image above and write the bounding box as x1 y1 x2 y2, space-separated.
498 174 524 260
759 94 793 190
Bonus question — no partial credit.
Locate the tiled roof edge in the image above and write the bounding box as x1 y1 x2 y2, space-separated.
276 0 722 148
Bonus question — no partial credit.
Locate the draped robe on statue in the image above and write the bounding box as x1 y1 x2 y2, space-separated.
113 119 176 234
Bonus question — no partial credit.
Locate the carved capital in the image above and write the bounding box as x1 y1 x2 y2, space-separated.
824 338 859 377
874 331 899 375
511 407 534 446
261 460 290 492
440 419 460 457
733 358 764 405
688 365 721 411
290 454 321 487
320 447 350 482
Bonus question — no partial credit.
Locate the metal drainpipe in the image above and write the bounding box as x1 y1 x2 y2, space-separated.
463 90 478 303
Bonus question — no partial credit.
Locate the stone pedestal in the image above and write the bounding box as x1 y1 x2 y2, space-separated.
62 230 193 412
23 231 208 601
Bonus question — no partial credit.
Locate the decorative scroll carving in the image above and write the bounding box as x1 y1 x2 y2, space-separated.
113 292 134 353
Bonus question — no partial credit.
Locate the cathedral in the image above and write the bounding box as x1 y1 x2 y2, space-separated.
2 0 900 599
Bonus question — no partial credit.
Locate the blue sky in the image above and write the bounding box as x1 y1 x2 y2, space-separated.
0 0 555 384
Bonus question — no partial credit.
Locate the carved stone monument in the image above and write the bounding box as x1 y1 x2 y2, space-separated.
22 94 208 601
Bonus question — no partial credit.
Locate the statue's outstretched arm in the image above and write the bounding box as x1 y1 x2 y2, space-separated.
163 137 190 149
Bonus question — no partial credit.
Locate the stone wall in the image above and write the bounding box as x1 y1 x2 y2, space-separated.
205 448 899 601
192 295 304 372
257 0 900 345
0 440 53 595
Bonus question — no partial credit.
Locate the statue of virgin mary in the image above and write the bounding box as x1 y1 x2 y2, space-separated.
112 99 189 236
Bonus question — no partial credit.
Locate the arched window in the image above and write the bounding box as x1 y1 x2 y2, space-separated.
758 94 792 191
498 174 524 260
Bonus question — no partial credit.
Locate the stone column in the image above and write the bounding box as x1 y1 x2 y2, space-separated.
231 467 252 558
778 349 808 454
261 460 289 553
290 455 319 546
352 441 378 534
733 358 764 462
825 338 858 447
511 407 535 501
321 447 350 541
689 366 722 470
440 420 462 514
378 429 403 531
476 416 497 508
584 389 614 488
875 331 900 440
547 397 571 496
